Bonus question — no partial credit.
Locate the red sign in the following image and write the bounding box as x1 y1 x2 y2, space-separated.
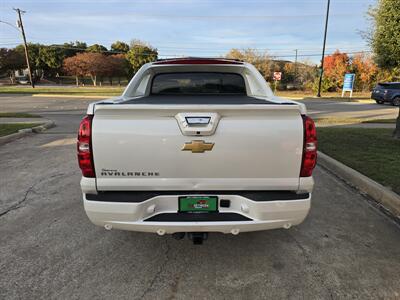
273 72 282 81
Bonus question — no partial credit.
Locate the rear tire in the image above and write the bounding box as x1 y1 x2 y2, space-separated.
392 97 400 106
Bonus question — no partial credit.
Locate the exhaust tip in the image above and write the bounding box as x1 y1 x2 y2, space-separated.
157 229 166 236
283 223 292 229
231 228 240 235
104 224 112 230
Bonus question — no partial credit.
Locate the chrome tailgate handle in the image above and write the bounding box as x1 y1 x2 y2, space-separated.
175 113 220 136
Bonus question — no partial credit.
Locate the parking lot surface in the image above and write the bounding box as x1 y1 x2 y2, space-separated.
1 95 399 299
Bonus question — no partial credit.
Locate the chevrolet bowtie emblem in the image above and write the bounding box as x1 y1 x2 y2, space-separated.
182 140 214 153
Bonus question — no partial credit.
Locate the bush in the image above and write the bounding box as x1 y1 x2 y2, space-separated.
312 76 337 93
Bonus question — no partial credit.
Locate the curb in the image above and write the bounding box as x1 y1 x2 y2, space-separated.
317 151 400 218
32 94 110 99
296 97 375 103
355 100 375 103
0 120 55 145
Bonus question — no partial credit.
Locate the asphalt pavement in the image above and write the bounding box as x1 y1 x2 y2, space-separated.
1 95 399 299
298 98 398 120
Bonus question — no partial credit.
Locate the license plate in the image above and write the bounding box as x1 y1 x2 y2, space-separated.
179 196 218 212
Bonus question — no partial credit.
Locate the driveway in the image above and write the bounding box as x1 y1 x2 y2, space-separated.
1 95 400 299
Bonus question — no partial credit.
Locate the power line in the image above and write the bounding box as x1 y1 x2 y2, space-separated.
0 42 372 59
0 20 20 31
0 39 370 55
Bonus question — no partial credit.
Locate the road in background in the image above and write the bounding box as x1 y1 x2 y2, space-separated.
1 95 398 127
298 98 398 120
1 95 399 299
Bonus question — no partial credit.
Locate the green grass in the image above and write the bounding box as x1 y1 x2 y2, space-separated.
0 112 41 118
315 117 396 125
318 127 400 194
0 86 124 96
0 123 43 137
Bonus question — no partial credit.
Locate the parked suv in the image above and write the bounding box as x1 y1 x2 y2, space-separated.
371 82 400 106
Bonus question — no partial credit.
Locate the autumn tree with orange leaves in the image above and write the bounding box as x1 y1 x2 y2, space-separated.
351 53 378 91
323 50 350 89
63 52 127 86
318 50 379 92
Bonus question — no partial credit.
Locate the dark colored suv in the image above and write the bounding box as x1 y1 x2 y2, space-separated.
371 82 400 106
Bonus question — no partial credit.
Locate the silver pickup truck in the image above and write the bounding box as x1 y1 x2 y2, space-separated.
78 58 317 244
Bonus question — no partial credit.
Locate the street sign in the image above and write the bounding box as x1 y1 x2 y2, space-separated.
273 72 282 81
342 73 355 98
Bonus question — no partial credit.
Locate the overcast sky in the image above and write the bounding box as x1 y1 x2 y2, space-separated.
0 0 376 62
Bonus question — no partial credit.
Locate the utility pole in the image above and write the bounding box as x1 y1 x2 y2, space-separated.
294 49 298 84
317 0 330 97
13 8 34 88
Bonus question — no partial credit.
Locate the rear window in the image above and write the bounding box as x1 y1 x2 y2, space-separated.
151 72 246 95
378 83 400 89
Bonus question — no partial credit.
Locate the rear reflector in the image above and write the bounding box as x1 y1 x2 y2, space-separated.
300 115 317 177
77 115 95 177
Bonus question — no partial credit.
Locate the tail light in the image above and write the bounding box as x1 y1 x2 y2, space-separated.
300 115 317 177
77 115 95 177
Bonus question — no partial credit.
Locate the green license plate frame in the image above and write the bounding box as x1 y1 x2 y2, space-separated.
178 196 218 212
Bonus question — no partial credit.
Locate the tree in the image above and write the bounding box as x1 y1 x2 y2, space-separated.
107 54 130 85
226 48 272 79
282 63 296 85
323 50 350 90
87 44 108 53
81 52 107 86
62 41 87 57
63 52 111 86
0 48 25 83
63 53 89 86
296 60 319 90
39 46 66 76
368 0 400 69
111 41 129 53
126 40 158 76
350 53 378 92
15 43 45 81
367 0 400 138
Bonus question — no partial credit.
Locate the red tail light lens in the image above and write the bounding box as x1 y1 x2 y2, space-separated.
300 115 317 177
77 115 95 177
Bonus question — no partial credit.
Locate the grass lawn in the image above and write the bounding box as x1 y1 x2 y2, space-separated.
315 117 396 125
0 86 124 96
317 127 400 194
0 112 41 118
0 123 43 137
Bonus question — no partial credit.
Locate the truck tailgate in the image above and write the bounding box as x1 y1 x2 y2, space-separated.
92 104 304 191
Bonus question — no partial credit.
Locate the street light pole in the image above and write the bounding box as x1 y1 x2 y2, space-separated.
13 8 35 88
317 0 330 97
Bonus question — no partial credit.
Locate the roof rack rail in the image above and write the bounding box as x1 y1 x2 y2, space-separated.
153 57 244 65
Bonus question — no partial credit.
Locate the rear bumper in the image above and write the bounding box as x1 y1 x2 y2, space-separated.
83 191 311 234
371 93 384 101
